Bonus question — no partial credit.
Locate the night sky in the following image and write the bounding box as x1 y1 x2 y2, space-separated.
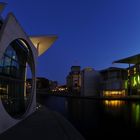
3 0 140 84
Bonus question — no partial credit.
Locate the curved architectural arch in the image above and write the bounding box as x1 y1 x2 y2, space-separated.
0 40 35 118
0 13 38 60
0 13 37 133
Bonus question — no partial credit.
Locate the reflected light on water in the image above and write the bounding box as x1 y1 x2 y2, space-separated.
103 100 125 115
132 103 140 126
104 100 125 107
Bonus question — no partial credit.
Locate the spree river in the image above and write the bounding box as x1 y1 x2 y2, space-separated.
38 95 140 139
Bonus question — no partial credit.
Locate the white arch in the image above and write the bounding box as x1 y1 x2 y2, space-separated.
0 13 37 134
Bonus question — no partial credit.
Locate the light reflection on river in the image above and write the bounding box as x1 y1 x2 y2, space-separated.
103 100 140 128
38 96 140 139
131 103 140 127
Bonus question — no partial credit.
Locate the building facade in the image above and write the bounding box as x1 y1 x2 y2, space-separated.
49 80 58 91
81 67 101 96
66 66 81 93
126 64 140 95
36 77 50 89
100 67 127 97
113 54 140 96
0 3 57 134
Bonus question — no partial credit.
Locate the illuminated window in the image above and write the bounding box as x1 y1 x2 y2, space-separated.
103 90 125 97
134 67 136 74
128 70 130 76
138 75 140 84
132 76 137 87
125 80 128 89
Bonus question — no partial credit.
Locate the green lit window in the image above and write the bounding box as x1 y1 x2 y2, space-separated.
134 67 136 74
128 70 130 76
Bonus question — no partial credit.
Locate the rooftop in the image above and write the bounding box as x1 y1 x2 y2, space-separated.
113 54 140 64
100 67 126 72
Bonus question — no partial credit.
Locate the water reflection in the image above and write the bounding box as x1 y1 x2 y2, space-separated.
103 100 125 115
104 100 125 107
66 98 102 139
131 103 140 127
103 100 140 127
38 96 140 139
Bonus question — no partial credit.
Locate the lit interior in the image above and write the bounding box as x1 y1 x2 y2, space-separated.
103 90 126 97
125 74 140 88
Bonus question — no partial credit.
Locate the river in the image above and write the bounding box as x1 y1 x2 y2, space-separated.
38 95 140 139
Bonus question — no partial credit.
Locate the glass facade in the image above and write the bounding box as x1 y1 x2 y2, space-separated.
126 65 140 95
100 68 127 97
0 40 33 118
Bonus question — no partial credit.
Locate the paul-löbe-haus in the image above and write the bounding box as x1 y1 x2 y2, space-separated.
113 54 140 96
0 3 57 133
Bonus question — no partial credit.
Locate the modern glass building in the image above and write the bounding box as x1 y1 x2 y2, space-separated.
113 54 140 96
100 67 127 97
0 3 57 134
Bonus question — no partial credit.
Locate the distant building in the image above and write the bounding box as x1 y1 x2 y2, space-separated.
81 67 101 96
100 67 127 97
66 66 81 93
36 77 50 89
113 54 140 96
49 80 58 90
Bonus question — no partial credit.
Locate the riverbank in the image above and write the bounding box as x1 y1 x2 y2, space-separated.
0 105 85 140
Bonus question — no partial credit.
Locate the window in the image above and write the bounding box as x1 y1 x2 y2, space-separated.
0 40 33 118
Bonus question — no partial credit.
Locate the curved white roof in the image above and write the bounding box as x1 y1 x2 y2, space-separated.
30 35 57 56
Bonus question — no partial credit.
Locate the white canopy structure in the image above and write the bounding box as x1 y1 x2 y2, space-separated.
30 35 58 56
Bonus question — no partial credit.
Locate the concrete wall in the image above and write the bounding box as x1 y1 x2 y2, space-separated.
0 13 37 134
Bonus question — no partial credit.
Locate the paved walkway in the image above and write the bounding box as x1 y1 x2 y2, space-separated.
0 106 85 140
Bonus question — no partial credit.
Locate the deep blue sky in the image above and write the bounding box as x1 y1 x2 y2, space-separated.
3 0 140 84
